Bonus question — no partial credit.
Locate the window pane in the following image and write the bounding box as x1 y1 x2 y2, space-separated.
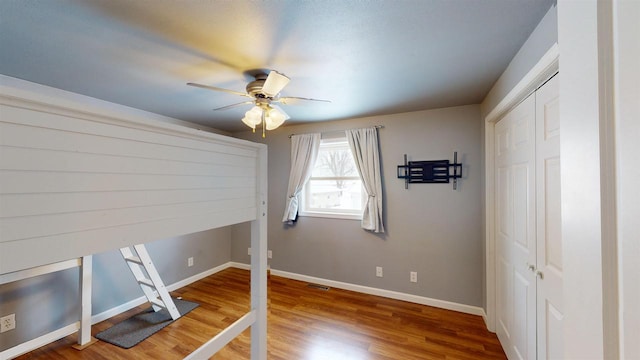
312 140 359 178
306 179 363 211
301 137 365 219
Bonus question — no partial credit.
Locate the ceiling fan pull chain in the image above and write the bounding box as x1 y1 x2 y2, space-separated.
262 110 266 138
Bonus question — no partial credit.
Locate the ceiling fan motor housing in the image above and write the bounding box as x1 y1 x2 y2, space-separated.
246 73 269 98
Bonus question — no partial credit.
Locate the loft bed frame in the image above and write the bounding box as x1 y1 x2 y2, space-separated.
0 76 268 360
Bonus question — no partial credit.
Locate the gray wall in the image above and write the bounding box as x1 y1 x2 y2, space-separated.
232 105 484 307
481 4 558 117
0 228 231 351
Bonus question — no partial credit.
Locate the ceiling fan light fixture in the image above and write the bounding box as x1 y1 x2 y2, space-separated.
241 106 262 129
187 69 329 136
265 106 289 130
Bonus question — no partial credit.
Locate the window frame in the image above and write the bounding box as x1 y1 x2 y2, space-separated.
298 137 364 221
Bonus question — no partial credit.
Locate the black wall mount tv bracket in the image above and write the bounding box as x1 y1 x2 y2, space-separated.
397 152 462 190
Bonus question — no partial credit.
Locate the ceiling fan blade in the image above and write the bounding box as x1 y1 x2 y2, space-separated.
214 101 254 111
276 96 332 105
187 82 251 98
261 71 290 97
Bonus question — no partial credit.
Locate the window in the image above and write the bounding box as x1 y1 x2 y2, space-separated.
300 137 365 220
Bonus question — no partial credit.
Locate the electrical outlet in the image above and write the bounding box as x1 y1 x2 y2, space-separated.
267 250 273 259
248 247 251 256
410 271 418 283
187 257 194 267
1 314 15 333
376 266 383 278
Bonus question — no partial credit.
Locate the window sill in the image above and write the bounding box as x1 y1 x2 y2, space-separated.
298 211 362 221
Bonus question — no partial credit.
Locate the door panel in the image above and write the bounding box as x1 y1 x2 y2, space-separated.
495 74 561 360
513 165 530 249
514 271 533 360
544 159 562 272
495 94 537 360
498 256 513 338
536 75 563 359
544 300 564 358
496 154 514 341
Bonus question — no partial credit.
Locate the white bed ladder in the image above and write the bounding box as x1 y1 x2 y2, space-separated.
119 244 180 320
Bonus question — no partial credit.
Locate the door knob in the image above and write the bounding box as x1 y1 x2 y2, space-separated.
536 270 544 279
526 263 536 272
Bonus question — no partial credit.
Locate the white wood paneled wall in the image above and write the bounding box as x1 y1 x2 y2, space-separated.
0 78 263 274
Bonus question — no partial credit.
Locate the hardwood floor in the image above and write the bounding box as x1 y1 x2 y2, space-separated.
16 268 506 359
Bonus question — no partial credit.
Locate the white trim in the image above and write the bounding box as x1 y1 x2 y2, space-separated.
484 119 497 332
299 136 366 221
483 43 559 333
233 263 486 317
166 262 233 292
481 309 489 329
249 144 268 360
228 261 251 270
0 259 81 285
90 293 151 326
613 1 640 357
297 210 362 221
269 268 485 316
78 256 92 346
0 323 79 360
485 43 559 124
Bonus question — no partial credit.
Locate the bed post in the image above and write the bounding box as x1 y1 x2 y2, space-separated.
250 144 268 360
72 255 98 350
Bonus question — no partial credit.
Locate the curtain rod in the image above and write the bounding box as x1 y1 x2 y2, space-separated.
288 125 384 138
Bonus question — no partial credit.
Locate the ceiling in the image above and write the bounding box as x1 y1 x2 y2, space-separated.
0 0 554 133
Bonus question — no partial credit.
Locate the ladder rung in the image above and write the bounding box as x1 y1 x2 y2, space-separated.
124 256 143 265
137 278 155 288
149 297 166 309
120 244 180 320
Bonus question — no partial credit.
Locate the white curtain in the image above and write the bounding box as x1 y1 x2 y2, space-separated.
282 133 321 224
346 127 385 233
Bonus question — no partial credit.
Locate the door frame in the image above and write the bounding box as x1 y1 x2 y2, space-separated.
484 43 558 332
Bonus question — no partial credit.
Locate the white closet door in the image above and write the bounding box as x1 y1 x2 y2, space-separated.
495 94 537 360
535 75 563 359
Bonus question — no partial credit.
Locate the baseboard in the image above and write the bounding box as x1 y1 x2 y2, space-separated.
0 323 79 360
242 265 485 317
167 262 234 292
480 309 490 330
92 262 233 324
228 262 251 270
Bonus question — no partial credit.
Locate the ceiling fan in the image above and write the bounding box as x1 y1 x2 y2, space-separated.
187 70 330 137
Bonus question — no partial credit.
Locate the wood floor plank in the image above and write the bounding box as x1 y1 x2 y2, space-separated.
14 267 506 359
